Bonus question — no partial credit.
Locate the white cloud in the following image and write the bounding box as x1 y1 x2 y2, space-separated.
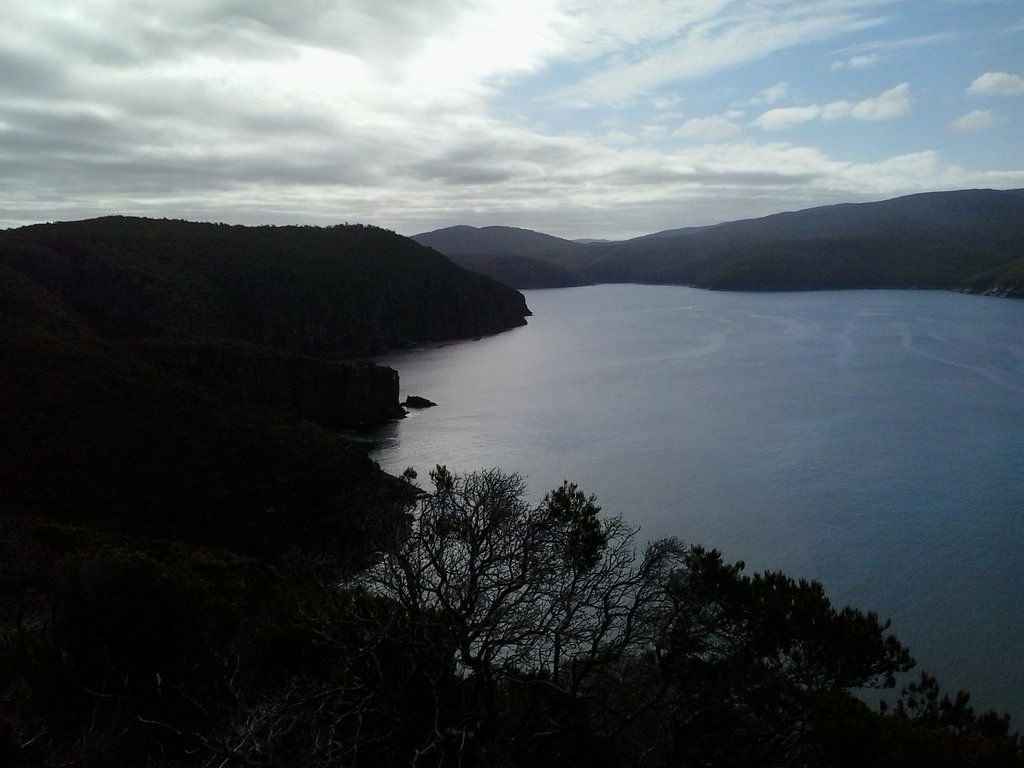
675 114 742 139
753 82 789 104
831 53 880 70
0 1 1022 239
754 83 910 129
949 109 996 132
651 93 683 111
849 82 911 120
604 128 640 145
552 2 886 105
967 71 1024 95
834 32 959 57
751 105 821 130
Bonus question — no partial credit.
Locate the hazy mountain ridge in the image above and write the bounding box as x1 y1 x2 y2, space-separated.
414 224 591 287
415 189 1024 294
414 223 589 257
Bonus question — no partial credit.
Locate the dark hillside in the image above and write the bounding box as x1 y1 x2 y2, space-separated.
959 259 1024 298
0 218 528 765
593 189 1024 289
414 225 592 287
0 217 530 559
416 189 1024 294
621 188 1024 249
439 252 588 289
414 224 587 257
0 330 408 566
1 217 530 355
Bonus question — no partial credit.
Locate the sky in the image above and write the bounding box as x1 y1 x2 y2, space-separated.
2 0 1022 239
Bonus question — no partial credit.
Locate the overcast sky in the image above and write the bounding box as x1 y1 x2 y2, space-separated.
2 0 1022 239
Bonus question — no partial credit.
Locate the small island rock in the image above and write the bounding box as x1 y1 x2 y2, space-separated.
403 395 437 409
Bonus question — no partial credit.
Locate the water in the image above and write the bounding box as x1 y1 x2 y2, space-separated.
367 285 1024 721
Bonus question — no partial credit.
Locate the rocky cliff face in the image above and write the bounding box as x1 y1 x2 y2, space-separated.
289 358 404 427
136 342 405 428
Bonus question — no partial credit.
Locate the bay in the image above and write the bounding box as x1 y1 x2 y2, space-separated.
367 285 1024 721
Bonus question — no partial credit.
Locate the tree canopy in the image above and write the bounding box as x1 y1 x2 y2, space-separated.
350 467 942 767
2 467 1021 766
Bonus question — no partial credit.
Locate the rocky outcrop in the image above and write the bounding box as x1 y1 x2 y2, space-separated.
959 259 1024 299
288 358 404 427
402 395 437 409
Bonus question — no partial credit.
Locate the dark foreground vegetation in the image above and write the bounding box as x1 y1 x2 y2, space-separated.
415 188 1024 295
1 217 1021 766
2 469 1021 767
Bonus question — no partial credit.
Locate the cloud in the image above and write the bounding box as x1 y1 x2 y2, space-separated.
844 82 912 120
833 32 959 57
752 82 789 105
967 71 1024 95
551 2 886 105
1 1 1022 239
675 114 742 139
751 106 821 130
830 53 880 70
753 83 911 130
949 109 996 132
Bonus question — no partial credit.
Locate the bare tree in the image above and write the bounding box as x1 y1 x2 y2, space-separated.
354 467 686 762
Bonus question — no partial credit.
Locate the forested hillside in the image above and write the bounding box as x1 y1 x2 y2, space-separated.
414 224 590 288
0 216 533 552
2 217 530 354
416 189 1024 294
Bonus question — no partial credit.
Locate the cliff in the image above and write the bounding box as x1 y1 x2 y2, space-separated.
135 341 406 427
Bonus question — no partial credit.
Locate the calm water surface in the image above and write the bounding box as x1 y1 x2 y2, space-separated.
368 286 1024 720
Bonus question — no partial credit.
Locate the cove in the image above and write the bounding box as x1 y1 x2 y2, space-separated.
367 285 1024 722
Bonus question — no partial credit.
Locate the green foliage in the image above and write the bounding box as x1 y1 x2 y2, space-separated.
353 470 968 767
359 467 688 762
541 480 607 571
660 546 916 766
870 672 1023 768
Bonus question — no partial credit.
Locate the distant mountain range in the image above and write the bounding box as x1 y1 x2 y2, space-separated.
414 189 1024 296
